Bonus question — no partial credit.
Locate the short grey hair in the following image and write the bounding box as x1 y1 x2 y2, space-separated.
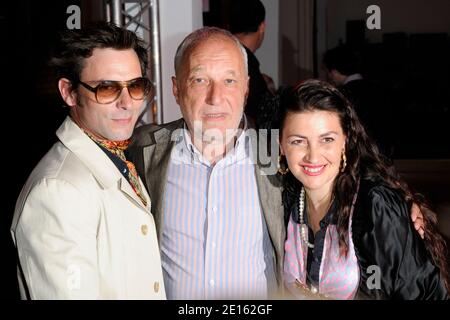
174 26 248 76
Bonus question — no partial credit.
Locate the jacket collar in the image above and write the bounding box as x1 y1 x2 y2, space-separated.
56 116 150 211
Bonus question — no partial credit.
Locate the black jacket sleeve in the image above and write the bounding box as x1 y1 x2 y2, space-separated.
352 181 448 300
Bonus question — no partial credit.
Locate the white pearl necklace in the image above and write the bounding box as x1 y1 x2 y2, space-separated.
299 187 315 249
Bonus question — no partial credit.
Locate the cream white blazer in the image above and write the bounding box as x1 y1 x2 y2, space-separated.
11 116 166 300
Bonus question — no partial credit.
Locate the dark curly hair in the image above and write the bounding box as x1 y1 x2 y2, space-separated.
280 79 449 291
50 22 148 86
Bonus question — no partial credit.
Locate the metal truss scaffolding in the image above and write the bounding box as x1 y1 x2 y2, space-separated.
105 0 163 124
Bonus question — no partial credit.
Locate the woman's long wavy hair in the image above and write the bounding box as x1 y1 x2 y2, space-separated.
279 79 449 291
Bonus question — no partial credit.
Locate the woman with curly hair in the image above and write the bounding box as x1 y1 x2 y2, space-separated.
279 79 448 299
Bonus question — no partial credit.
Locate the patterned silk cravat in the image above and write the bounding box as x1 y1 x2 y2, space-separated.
71 115 147 207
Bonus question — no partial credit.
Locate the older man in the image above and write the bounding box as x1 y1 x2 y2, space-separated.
130 27 284 299
129 27 425 300
11 23 165 299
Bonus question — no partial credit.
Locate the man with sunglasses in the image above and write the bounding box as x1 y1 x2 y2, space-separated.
11 23 165 299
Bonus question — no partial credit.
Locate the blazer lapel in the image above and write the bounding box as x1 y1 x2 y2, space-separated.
252 130 286 287
58 116 151 214
255 166 285 282
118 177 151 213
143 130 173 238
141 120 184 239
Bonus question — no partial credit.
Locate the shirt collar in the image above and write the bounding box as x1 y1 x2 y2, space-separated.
176 116 250 167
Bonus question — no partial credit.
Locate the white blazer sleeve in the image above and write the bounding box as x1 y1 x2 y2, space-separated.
14 178 101 299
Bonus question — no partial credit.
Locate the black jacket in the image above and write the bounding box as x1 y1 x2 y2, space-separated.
284 179 448 300
352 180 448 299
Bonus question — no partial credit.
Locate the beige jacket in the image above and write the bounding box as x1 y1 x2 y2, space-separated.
11 116 166 300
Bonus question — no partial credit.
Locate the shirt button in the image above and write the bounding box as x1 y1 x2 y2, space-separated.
209 279 215 287
212 206 218 213
154 281 160 293
141 224 148 235
212 242 216 248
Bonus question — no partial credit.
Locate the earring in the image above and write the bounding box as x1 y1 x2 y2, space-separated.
341 150 347 173
278 155 290 175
